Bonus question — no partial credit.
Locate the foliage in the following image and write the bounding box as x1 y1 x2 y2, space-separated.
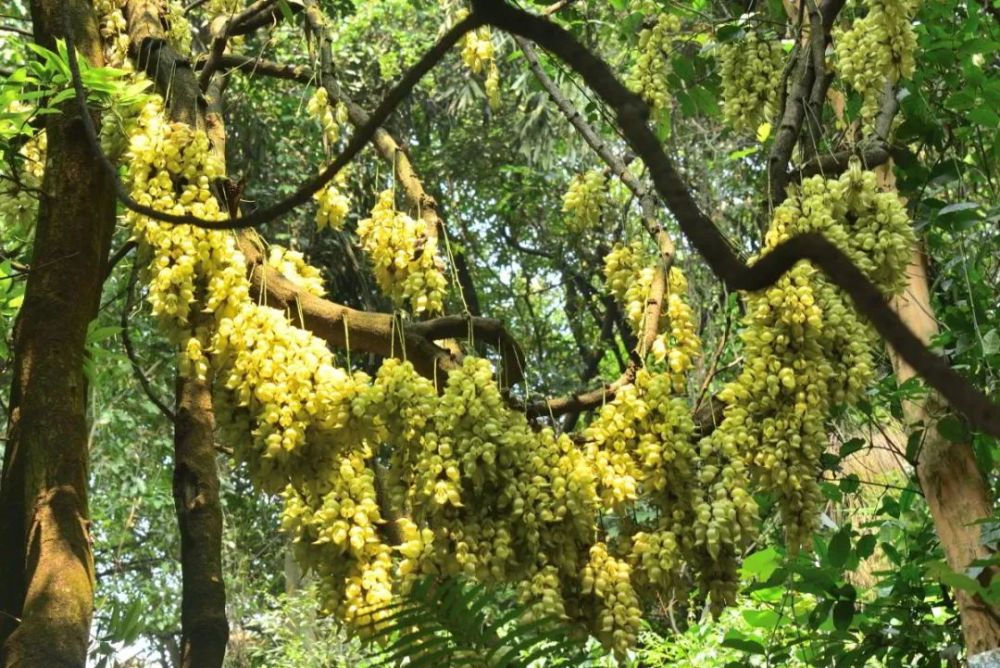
364 576 599 667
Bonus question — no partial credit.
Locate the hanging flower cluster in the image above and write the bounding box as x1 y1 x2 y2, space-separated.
718 33 785 134
305 88 354 231
562 170 609 234
117 77 914 658
710 163 915 550
356 189 448 314
603 242 701 386
456 9 500 109
0 118 46 236
267 245 327 297
627 1 682 118
835 0 920 120
164 1 193 54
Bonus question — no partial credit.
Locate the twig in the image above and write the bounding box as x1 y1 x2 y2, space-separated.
121 259 176 422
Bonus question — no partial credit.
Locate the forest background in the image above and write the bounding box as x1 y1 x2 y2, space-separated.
0 0 998 666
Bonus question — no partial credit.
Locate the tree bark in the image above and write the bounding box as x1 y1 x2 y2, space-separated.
121 4 231 664
889 248 1000 660
0 2 115 665
173 373 228 668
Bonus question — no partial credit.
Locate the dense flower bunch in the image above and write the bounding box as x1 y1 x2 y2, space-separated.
116 75 914 659
657 267 701 391
562 170 609 234
306 87 350 148
835 0 920 120
94 0 130 67
124 98 235 331
603 243 701 383
627 2 681 118
0 121 46 236
718 33 785 134
710 163 915 550
456 10 500 109
356 189 448 314
306 88 353 230
164 1 193 54
581 543 642 656
604 241 656 334
314 176 352 231
267 245 327 297
205 0 243 13
282 457 395 627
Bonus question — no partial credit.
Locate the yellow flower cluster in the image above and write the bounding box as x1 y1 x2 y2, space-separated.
585 369 697 505
356 189 447 314
518 565 568 623
656 267 701 391
124 99 239 332
711 164 915 551
306 87 350 148
282 464 395 628
205 0 243 14
214 303 375 491
267 245 327 297
457 10 500 110
630 528 683 596
627 5 682 118
604 243 702 385
581 543 642 658
164 1 193 54
94 0 129 68
835 0 920 120
314 176 352 231
604 241 656 333
561 170 608 234
718 33 785 134
0 126 46 235
306 88 354 231
116 82 908 658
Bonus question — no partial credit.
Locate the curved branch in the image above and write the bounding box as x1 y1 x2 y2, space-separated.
61 10 481 230
476 0 1000 437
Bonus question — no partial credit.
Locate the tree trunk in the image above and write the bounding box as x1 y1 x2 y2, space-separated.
889 247 1000 661
121 5 232 663
173 374 228 668
0 3 115 665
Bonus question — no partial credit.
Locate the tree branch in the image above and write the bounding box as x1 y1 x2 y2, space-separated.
475 0 1000 437
62 8 482 230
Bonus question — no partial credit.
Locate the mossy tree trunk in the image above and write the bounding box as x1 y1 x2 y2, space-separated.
0 2 116 666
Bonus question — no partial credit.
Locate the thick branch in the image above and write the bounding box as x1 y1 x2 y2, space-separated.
476 0 1000 437
238 237 523 384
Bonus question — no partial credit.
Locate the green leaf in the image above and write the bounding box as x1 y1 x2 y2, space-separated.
937 415 970 443
742 547 781 581
827 528 852 569
832 600 854 631
856 534 877 559
721 630 765 654
982 329 1000 356
840 437 865 458
742 609 781 629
